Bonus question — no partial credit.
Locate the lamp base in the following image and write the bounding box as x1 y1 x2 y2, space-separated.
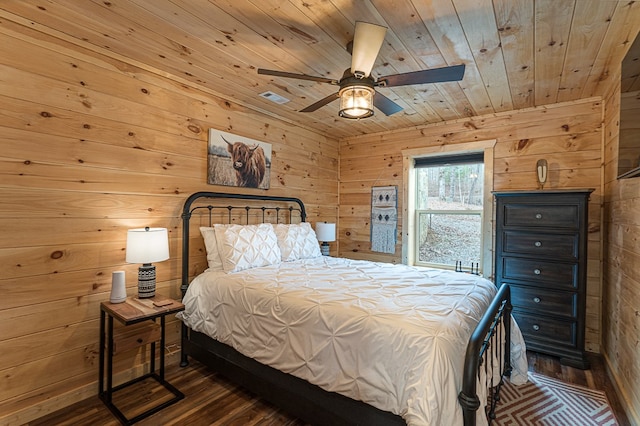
137 263 156 298
320 242 330 256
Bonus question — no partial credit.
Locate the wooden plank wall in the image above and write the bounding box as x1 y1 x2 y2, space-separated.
339 98 604 353
0 20 339 425
602 76 640 424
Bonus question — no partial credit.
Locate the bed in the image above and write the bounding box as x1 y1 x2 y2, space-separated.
178 191 527 425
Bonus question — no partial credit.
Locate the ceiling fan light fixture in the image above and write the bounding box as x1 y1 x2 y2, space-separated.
258 21 465 117
338 85 374 119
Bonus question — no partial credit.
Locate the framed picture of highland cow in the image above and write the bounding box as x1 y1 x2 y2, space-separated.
207 129 272 189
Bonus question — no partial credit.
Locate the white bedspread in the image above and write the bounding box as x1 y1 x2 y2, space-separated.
179 256 527 425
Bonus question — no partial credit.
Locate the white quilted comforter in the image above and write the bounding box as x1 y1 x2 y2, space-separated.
179 256 527 425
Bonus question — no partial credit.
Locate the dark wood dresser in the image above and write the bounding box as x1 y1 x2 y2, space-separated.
494 189 593 369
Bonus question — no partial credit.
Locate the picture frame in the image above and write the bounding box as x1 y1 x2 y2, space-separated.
207 129 272 189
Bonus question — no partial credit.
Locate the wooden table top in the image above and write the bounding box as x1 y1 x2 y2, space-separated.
101 295 185 325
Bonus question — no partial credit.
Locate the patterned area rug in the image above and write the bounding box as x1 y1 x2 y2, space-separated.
494 372 618 425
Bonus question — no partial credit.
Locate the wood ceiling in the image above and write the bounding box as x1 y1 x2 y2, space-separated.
2 1 639 139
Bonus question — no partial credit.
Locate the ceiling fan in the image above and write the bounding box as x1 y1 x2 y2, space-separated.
258 21 465 119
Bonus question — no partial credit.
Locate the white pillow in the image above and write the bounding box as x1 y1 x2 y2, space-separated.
214 223 281 272
199 227 224 271
274 222 322 261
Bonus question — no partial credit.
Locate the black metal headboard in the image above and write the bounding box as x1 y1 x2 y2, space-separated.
180 192 307 296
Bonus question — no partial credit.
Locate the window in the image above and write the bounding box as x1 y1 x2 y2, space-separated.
402 140 495 277
414 155 484 271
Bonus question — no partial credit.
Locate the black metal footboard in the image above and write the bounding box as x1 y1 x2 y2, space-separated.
459 283 512 426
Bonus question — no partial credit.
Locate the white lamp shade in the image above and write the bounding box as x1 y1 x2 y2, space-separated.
315 222 336 242
125 227 169 264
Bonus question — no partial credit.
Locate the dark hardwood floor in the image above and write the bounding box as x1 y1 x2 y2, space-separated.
28 351 629 426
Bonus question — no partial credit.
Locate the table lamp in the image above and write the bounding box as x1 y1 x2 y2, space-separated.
125 227 169 298
315 222 336 256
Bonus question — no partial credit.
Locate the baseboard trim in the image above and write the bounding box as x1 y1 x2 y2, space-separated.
603 352 640 425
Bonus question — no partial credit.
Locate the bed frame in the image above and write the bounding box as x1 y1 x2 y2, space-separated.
180 191 512 426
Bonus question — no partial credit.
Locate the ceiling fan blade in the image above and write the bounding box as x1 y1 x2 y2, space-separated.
351 21 387 78
258 68 338 85
377 64 466 87
374 92 403 116
300 92 340 112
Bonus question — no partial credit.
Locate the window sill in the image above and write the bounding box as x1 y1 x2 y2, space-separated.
617 166 640 179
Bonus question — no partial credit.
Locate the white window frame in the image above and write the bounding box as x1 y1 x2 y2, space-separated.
402 140 496 279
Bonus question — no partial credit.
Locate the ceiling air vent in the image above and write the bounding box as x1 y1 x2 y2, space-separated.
259 91 290 104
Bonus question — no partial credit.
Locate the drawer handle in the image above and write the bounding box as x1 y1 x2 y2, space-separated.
534 241 542 247
535 213 543 219
533 268 541 275
532 324 540 331
533 297 541 303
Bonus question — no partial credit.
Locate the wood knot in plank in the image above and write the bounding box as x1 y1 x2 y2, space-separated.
517 139 530 150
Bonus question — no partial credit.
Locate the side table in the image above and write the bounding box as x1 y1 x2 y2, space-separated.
99 295 185 425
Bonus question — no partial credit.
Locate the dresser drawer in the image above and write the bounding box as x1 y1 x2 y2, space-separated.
502 231 578 260
502 257 577 289
510 285 577 318
512 310 577 347
503 203 579 229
